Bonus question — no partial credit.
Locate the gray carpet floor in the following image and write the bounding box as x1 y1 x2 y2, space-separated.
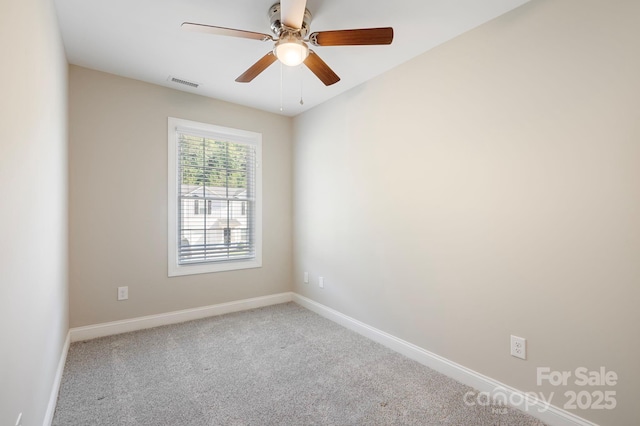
53 303 546 425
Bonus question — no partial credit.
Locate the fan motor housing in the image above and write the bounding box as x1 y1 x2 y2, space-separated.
269 3 312 38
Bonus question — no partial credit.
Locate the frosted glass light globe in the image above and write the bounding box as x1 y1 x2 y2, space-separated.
275 37 309 67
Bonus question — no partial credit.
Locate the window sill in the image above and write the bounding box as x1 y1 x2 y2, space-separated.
168 258 262 277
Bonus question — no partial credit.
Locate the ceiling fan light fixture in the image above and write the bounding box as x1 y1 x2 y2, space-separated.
183 1 394 86
274 35 309 67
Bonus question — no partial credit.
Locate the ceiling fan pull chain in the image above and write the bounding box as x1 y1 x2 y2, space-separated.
299 65 304 106
280 61 284 112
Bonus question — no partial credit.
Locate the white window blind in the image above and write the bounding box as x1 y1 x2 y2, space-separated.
168 118 262 276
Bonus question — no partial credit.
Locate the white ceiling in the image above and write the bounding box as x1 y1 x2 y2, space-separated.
54 0 530 117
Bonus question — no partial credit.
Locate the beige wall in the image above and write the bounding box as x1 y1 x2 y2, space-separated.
68 66 292 327
0 0 68 425
292 0 640 424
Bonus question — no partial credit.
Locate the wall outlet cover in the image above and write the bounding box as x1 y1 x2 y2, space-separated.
117 286 129 301
510 335 526 360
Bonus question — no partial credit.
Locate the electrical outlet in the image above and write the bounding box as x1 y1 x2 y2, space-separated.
15 413 22 426
510 335 526 360
319 277 324 288
304 272 309 284
117 286 128 301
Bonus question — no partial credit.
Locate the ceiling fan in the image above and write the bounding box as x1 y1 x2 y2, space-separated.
182 0 394 86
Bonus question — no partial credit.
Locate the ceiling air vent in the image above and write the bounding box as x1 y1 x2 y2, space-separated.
167 76 200 88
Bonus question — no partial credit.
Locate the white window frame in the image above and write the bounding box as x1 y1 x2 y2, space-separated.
167 117 262 277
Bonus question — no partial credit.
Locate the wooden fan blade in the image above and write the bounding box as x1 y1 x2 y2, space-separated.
281 0 307 30
182 22 273 42
235 52 278 83
309 27 394 46
304 51 340 86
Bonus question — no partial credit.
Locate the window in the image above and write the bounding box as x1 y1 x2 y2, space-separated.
168 117 262 276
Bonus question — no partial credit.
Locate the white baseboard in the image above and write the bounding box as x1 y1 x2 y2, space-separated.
43 331 70 426
292 294 598 426
70 292 293 342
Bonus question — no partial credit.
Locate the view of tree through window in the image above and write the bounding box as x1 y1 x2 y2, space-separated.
180 136 248 188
